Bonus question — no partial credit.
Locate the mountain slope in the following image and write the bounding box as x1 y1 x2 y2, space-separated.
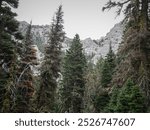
19 21 124 63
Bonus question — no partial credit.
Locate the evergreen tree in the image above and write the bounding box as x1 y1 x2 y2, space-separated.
101 43 116 88
37 5 65 112
116 79 146 112
106 80 146 113
83 62 98 112
62 34 86 113
0 0 22 112
105 87 120 112
93 89 110 112
13 22 37 112
83 58 104 112
103 0 150 108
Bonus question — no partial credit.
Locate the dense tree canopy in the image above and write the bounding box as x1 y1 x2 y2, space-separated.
0 0 149 113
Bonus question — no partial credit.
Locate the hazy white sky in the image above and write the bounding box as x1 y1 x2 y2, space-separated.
15 0 124 39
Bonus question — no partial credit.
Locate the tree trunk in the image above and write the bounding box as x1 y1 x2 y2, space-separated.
140 0 148 31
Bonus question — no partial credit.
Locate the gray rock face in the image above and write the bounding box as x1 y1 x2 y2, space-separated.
19 21 124 64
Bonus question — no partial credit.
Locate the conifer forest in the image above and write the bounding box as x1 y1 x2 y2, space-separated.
0 0 150 113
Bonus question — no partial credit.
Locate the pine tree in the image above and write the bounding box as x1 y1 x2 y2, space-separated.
101 43 116 88
0 0 22 112
83 62 97 112
62 34 86 113
93 89 110 112
83 58 104 112
13 22 37 112
106 80 146 113
116 79 146 112
103 0 150 107
37 5 65 112
105 87 120 112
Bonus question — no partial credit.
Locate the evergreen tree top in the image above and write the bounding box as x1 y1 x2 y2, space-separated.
48 5 65 45
74 34 80 41
106 42 115 61
24 21 33 45
71 34 81 45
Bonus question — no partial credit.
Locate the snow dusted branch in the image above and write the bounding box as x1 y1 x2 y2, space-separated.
17 62 31 84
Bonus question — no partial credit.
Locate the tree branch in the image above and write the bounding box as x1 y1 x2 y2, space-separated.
17 62 31 84
102 0 130 15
